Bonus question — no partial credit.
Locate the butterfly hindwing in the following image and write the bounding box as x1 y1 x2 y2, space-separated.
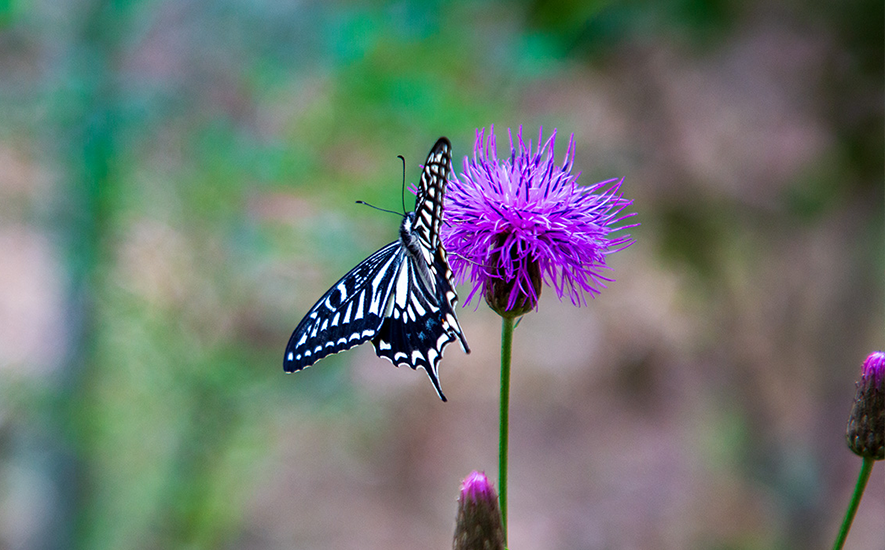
284 137 469 400
372 243 469 401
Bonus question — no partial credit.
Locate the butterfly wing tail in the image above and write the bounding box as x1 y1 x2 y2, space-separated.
372 315 451 402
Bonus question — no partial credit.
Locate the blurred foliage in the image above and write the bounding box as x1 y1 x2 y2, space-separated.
0 0 881 549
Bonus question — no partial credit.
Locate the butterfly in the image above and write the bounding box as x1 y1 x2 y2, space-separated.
284 137 470 401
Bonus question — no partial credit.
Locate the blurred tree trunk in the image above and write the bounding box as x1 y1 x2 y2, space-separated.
46 0 125 548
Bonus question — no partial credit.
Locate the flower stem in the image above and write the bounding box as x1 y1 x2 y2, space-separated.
498 316 514 543
832 456 874 550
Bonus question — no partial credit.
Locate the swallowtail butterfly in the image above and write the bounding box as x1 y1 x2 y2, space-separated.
284 137 470 401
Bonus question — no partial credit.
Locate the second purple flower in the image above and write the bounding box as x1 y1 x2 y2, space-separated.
441 126 637 315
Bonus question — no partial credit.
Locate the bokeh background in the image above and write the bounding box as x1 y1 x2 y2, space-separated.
0 0 882 549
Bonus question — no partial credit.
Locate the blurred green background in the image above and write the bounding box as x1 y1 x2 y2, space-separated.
0 0 882 549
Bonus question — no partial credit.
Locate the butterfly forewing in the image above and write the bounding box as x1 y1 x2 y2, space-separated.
412 138 452 250
416 139 461 319
284 137 469 400
284 242 401 371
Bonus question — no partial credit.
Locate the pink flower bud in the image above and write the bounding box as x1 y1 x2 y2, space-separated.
453 471 505 550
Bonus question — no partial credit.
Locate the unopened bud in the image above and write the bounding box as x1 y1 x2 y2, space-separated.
846 351 885 460
453 471 505 550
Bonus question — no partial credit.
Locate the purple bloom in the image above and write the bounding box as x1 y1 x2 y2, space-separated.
442 126 636 314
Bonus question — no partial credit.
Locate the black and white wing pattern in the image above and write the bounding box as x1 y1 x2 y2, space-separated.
284 137 469 401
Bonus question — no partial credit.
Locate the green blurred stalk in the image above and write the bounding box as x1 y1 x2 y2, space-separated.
831 457 874 550
498 316 513 545
50 1 122 548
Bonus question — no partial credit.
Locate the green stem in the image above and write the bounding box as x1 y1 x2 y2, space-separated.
499 316 514 543
832 457 874 550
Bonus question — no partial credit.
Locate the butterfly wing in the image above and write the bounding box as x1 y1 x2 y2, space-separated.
370 137 470 401
371 245 469 401
413 137 468 353
284 241 403 372
412 137 450 250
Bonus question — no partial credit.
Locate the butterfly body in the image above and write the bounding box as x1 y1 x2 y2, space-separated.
284 138 469 401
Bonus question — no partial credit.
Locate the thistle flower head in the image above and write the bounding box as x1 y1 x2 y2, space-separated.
846 351 885 460
453 471 505 550
442 126 636 316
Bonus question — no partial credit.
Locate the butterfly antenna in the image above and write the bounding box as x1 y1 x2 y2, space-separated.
397 154 407 214
355 200 402 217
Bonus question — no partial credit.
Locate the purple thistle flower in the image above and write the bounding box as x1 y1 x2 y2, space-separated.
442 126 636 315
